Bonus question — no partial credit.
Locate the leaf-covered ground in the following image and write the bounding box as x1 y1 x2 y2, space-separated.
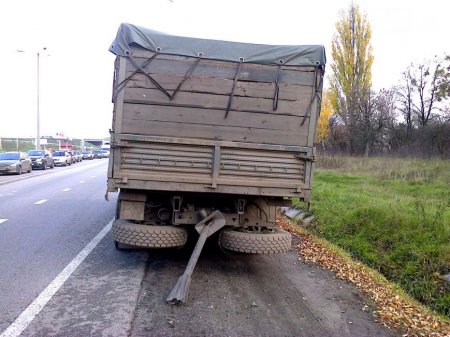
278 218 450 337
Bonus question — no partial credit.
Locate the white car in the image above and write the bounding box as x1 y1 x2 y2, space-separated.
52 151 72 166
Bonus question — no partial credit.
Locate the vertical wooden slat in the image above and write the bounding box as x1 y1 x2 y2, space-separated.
211 145 221 188
112 57 128 184
306 68 322 147
114 56 128 134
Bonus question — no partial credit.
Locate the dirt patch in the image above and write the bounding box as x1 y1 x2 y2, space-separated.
130 237 397 337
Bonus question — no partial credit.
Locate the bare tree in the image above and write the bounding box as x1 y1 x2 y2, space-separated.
402 56 449 128
430 116 450 159
355 88 396 157
374 88 397 152
397 67 414 132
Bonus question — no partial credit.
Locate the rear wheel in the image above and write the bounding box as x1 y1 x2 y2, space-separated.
219 228 291 254
112 220 188 249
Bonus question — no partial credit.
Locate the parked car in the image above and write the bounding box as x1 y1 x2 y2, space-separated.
52 151 72 166
74 151 83 162
82 151 94 160
93 150 104 159
66 151 76 164
28 149 55 170
0 151 32 175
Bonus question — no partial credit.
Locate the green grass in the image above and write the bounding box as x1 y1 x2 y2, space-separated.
296 156 450 317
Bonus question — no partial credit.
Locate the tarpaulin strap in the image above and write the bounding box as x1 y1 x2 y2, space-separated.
225 58 244 118
273 63 283 111
301 67 324 126
171 54 203 100
127 54 172 99
113 53 159 102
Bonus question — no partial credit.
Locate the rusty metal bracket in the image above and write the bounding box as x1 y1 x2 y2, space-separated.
113 53 159 102
225 58 244 119
171 53 203 100
301 66 324 126
114 52 203 102
167 210 226 304
273 62 283 111
294 153 315 162
127 54 172 99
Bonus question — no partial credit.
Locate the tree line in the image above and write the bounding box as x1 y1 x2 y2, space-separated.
317 3 450 158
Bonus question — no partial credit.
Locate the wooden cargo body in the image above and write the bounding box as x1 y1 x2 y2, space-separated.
108 46 323 201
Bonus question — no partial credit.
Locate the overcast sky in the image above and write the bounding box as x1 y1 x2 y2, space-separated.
0 0 448 139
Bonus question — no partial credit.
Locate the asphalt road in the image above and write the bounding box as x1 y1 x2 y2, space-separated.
0 160 399 337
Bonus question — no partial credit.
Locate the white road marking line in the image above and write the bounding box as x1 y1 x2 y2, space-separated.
61 188 71 192
80 180 86 184
90 176 96 178
0 219 8 224
0 219 113 337
34 199 48 205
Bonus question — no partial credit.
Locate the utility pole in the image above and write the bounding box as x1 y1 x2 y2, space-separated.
36 48 47 149
17 47 47 150
36 51 40 149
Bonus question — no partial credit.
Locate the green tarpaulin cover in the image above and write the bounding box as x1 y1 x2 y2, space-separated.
110 23 326 67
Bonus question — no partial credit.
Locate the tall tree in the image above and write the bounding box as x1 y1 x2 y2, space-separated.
329 2 374 154
315 90 334 148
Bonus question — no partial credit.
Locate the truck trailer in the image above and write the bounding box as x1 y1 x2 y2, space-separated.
107 23 326 302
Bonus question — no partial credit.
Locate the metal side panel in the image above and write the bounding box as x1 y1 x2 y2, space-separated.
110 136 313 198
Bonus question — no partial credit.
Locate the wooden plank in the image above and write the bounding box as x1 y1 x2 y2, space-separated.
116 169 306 189
306 70 322 147
111 56 128 182
125 147 213 158
111 178 305 198
220 147 304 159
123 87 312 116
116 133 314 153
121 162 211 175
221 157 303 169
125 57 316 86
219 171 303 179
122 103 310 133
121 118 308 146
113 57 128 133
127 73 313 101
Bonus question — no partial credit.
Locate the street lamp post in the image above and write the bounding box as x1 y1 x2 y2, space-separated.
36 48 48 150
36 51 40 149
18 47 47 150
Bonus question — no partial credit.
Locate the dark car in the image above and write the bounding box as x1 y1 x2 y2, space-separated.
28 149 55 170
0 151 32 175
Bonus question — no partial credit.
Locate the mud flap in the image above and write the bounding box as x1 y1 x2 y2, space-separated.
166 210 226 304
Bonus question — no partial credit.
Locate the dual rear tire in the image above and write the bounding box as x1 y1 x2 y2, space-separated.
112 219 291 254
219 228 291 254
112 220 188 248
